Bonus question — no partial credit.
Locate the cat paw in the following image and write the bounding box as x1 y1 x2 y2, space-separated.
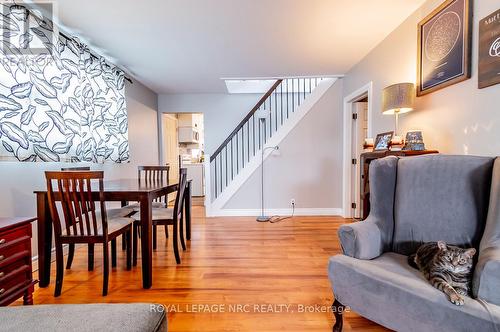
449 293 465 306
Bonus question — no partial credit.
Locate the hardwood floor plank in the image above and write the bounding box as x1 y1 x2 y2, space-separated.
26 207 388 331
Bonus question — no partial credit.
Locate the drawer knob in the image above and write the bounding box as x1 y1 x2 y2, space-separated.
0 255 3 261
0 288 4 295
0 239 5 244
0 272 3 278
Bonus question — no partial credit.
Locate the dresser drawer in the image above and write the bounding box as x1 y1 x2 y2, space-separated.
0 267 30 300
0 260 30 291
0 218 35 306
0 279 32 303
0 238 31 269
0 224 31 246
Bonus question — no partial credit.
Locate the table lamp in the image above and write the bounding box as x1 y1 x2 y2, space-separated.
381 83 415 136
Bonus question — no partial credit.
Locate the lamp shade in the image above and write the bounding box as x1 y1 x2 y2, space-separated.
381 83 415 115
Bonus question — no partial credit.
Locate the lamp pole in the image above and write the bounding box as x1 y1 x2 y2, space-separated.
257 117 278 222
394 109 400 136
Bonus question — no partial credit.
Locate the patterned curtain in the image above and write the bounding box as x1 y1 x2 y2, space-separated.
0 4 129 163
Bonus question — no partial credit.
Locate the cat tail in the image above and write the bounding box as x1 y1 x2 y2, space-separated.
408 253 418 269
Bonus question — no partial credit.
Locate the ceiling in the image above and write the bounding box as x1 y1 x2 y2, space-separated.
45 0 425 94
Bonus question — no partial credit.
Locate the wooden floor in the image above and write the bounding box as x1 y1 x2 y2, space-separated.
30 207 388 331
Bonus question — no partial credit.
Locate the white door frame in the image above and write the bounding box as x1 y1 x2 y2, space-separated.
342 82 373 218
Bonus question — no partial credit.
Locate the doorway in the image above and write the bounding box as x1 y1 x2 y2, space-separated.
351 99 368 219
342 82 372 219
161 113 206 204
162 114 179 183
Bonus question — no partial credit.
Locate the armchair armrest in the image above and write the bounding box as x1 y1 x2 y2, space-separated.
338 217 384 259
473 247 500 306
473 157 500 305
338 156 398 259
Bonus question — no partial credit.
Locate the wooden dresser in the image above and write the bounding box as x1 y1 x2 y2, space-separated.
0 217 37 306
359 150 439 220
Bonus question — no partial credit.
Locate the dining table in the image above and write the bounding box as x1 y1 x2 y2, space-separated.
34 178 192 289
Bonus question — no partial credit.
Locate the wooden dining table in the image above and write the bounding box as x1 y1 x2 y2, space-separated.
34 178 192 289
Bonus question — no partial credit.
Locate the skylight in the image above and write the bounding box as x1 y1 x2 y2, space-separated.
224 79 277 94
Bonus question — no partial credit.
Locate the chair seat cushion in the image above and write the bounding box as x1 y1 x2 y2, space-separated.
67 212 133 236
328 253 500 332
106 217 134 234
131 208 174 221
106 207 135 218
0 303 167 331
125 202 166 211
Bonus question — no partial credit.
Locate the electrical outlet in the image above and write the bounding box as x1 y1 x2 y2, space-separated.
290 199 296 207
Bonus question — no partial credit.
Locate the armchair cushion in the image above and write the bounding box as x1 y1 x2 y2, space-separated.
474 157 500 304
392 155 494 255
328 253 500 332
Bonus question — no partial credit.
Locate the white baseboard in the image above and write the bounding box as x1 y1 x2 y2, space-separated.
208 208 343 217
32 243 71 273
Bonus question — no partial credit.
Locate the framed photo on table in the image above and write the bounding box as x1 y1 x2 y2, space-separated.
373 131 394 151
417 0 472 96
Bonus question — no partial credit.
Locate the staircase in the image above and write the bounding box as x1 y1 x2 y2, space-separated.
205 77 337 215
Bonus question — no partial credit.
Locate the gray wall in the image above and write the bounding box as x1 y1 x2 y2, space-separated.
343 0 500 156
224 79 344 209
158 93 261 155
0 80 159 256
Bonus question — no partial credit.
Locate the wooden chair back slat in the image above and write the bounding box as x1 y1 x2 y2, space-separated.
138 166 170 204
70 179 82 231
173 168 188 221
61 167 92 236
97 178 107 235
45 171 106 238
77 179 89 235
138 166 170 182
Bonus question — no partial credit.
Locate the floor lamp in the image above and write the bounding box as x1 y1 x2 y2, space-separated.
256 112 279 222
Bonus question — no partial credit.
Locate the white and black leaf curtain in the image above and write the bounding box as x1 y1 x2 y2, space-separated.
0 4 129 163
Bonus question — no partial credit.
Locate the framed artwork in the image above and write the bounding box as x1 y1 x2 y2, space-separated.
417 0 472 96
478 9 500 89
373 131 394 151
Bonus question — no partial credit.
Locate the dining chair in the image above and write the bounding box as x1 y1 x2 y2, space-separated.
125 166 170 210
45 171 133 296
60 166 134 271
131 168 188 265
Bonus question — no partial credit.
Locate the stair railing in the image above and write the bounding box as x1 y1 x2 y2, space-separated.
209 77 326 200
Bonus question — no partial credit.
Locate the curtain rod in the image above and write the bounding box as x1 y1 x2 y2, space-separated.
14 3 133 84
56 29 134 84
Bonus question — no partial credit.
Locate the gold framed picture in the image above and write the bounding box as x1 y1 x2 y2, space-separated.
417 0 472 96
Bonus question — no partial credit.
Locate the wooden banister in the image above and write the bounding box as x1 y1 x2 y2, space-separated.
210 79 283 162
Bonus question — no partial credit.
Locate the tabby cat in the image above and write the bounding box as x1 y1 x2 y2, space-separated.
408 241 476 306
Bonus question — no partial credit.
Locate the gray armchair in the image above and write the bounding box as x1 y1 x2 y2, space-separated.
328 155 500 332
